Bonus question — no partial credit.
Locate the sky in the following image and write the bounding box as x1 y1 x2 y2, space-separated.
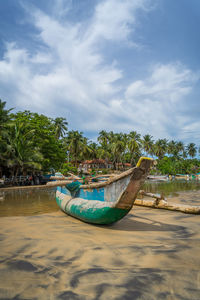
0 0 200 145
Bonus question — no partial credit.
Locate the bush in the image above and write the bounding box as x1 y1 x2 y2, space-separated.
157 157 200 175
59 162 78 175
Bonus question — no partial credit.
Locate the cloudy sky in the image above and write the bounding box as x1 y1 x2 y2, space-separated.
0 0 200 144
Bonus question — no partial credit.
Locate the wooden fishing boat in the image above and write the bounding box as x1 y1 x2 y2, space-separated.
147 175 169 181
55 157 153 225
175 174 190 180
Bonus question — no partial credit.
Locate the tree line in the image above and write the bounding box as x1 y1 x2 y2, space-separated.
0 99 200 177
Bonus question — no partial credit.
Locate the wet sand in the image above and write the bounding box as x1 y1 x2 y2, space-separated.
0 205 200 299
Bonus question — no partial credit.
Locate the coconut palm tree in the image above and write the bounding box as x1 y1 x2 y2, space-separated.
97 130 113 164
98 130 109 148
0 99 13 129
153 139 168 160
2 121 43 176
142 134 154 157
53 117 68 139
0 100 14 176
67 130 85 165
88 142 99 159
79 137 93 160
107 133 126 169
127 131 141 165
176 141 185 158
167 140 178 157
186 143 197 158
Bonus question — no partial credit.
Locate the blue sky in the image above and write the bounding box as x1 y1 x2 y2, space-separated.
0 0 200 146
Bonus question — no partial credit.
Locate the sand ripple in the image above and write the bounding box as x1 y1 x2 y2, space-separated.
0 206 200 299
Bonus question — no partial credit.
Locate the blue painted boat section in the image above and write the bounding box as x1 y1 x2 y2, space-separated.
60 186 71 196
58 175 131 203
60 186 105 201
78 188 105 201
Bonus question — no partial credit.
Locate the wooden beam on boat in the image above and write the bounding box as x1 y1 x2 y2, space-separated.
46 167 135 189
138 190 165 202
50 176 68 180
68 173 82 180
46 180 82 187
134 198 200 214
93 174 115 179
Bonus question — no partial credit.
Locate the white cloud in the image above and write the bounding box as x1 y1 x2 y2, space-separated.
0 0 199 144
121 63 199 139
0 0 148 120
87 0 149 43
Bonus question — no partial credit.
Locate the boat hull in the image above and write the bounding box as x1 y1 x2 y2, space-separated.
55 157 153 224
56 189 129 224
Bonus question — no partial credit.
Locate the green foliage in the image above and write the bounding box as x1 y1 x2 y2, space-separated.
157 157 200 175
1 100 200 177
11 111 66 172
97 168 109 174
0 103 67 175
59 163 78 175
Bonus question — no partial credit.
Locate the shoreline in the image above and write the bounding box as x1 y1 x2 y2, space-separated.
0 184 54 191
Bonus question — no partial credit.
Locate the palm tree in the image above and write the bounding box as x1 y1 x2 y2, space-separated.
153 139 168 160
2 121 43 176
186 143 197 158
0 100 14 176
176 141 185 158
167 140 178 157
142 134 154 157
109 133 126 169
98 130 109 148
127 131 141 165
67 130 85 165
0 99 13 129
111 140 125 169
88 142 99 159
79 137 93 160
53 117 68 139
97 130 112 164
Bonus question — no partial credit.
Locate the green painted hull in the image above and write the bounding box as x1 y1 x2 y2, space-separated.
56 195 129 224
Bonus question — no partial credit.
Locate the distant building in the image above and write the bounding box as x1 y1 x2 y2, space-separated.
79 159 113 172
116 162 131 170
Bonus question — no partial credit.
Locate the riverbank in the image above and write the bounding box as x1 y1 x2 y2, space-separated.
0 184 50 192
0 205 199 299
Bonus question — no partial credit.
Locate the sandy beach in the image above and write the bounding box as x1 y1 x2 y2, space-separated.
0 204 200 300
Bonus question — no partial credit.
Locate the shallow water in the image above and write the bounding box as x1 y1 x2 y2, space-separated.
144 180 200 206
0 188 58 217
144 179 200 197
0 180 200 217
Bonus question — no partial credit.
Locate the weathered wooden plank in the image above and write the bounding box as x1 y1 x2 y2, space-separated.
134 198 200 214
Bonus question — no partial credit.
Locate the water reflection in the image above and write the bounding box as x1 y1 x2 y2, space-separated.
0 188 58 217
144 180 200 197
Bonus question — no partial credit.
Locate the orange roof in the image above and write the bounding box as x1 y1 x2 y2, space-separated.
82 159 112 164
